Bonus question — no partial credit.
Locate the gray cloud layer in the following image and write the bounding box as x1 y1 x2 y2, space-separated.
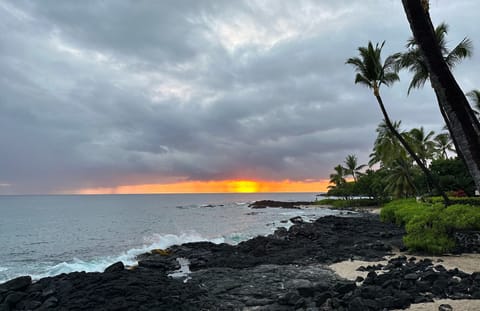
0 0 478 194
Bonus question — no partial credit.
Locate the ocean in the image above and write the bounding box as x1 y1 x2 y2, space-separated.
0 193 339 283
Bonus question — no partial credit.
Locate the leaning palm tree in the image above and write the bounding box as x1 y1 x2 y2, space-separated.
402 0 480 193
343 154 366 182
433 132 455 160
329 165 346 189
467 89 480 116
397 22 472 160
347 41 449 205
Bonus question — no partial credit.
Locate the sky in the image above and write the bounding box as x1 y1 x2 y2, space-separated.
0 0 479 195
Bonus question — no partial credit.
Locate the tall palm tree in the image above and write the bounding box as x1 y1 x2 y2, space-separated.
397 22 472 160
343 154 366 182
346 41 449 204
407 127 435 166
433 132 455 160
402 0 480 194
329 165 346 188
467 89 480 116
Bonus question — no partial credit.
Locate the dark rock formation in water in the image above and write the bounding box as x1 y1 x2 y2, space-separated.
1 214 480 310
248 200 314 209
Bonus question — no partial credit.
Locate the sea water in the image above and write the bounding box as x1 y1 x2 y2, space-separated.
0 193 339 283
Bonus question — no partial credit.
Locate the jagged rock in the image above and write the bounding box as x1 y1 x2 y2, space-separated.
454 231 480 253
4 292 26 307
290 216 304 224
404 273 419 280
104 261 124 273
0 276 31 292
249 200 313 209
4 215 480 310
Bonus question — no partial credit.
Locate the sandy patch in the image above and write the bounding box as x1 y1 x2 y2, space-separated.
329 259 388 281
329 253 480 310
329 253 480 281
393 299 480 310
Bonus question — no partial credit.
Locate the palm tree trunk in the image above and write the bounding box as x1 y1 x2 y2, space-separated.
434 90 465 162
375 93 450 205
402 0 480 194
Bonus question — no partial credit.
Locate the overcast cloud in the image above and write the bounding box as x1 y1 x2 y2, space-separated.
0 0 479 194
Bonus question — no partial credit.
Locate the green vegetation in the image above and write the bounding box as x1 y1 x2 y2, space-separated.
428 196 480 206
315 198 384 209
326 15 480 255
347 40 449 204
380 199 480 254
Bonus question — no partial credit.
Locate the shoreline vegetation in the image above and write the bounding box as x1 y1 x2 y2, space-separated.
1 199 480 310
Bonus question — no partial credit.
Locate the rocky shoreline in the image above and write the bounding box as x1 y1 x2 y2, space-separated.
1 208 479 310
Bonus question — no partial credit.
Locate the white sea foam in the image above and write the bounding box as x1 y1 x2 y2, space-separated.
27 232 223 281
168 257 191 282
0 266 7 272
279 210 306 216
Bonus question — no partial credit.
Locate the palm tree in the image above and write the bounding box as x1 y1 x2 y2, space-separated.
407 127 435 166
397 22 472 160
329 165 346 188
343 154 366 182
402 0 480 194
434 132 455 160
385 158 418 198
398 23 473 94
467 89 480 115
369 121 407 168
346 41 449 204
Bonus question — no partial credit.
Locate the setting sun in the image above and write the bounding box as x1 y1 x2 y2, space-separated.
227 181 260 193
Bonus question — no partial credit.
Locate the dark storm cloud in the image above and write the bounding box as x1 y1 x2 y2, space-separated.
0 0 479 193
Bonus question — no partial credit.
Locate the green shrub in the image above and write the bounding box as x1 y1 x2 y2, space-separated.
428 196 480 206
442 204 480 230
380 199 431 225
381 199 480 254
403 209 454 254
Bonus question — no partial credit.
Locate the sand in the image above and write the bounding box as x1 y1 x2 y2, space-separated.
328 253 480 310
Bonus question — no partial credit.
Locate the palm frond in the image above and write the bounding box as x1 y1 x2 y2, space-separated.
407 70 428 94
382 72 400 87
445 37 473 67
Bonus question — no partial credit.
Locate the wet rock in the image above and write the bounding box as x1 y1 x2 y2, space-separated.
137 255 180 271
290 216 304 224
0 276 31 292
249 200 313 209
104 261 125 273
272 227 288 239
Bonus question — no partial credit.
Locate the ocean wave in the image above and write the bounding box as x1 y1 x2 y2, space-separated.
234 202 249 206
6 232 224 282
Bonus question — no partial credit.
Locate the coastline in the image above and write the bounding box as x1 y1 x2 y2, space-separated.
1 202 479 310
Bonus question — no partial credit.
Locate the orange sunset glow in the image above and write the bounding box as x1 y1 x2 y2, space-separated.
72 179 330 195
